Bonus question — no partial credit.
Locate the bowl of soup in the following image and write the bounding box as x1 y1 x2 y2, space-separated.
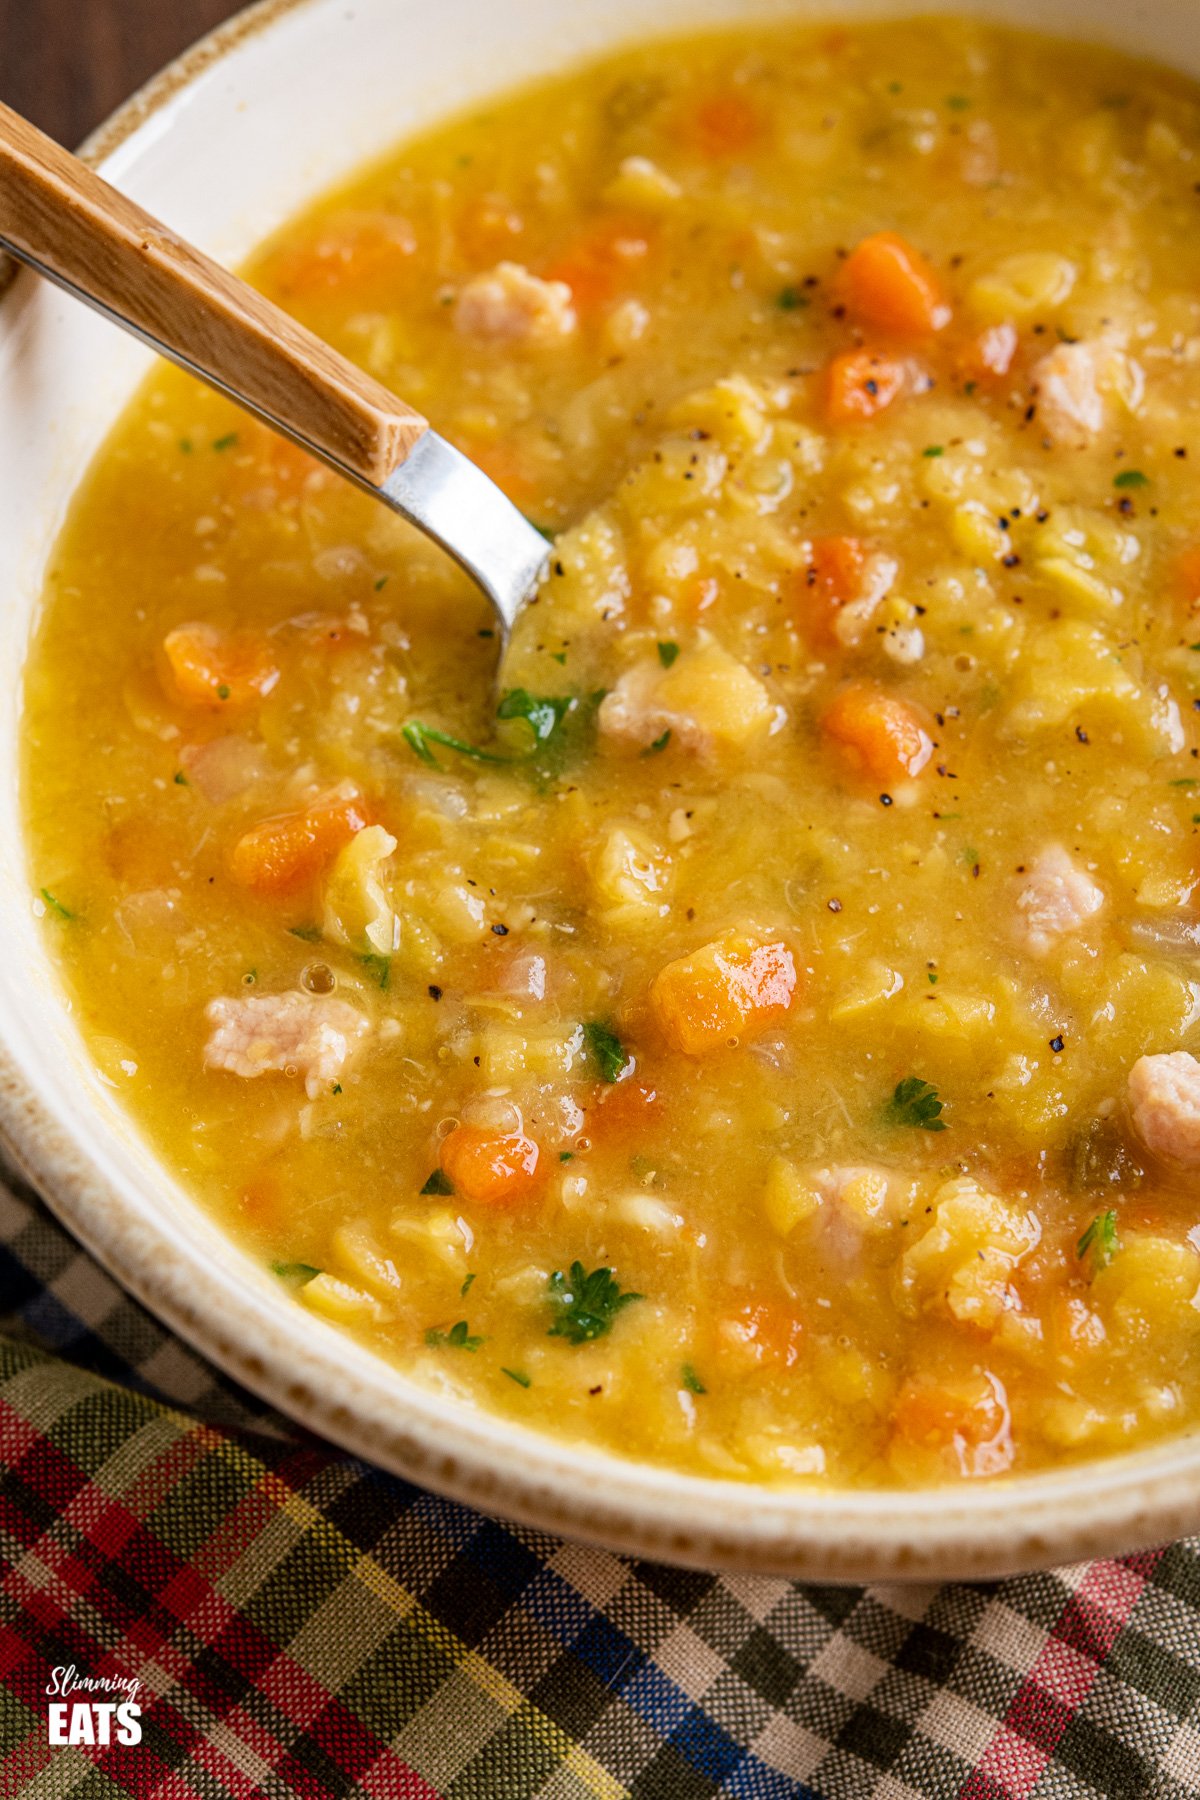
5 0 1200 1578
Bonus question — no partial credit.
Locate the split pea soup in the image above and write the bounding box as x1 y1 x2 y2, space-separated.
24 16 1200 1486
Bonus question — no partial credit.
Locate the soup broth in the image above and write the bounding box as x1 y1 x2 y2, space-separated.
24 16 1200 1486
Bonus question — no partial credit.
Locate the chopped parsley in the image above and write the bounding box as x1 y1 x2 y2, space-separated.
289 924 323 942
420 1168 454 1196
657 641 680 668
216 683 231 701
402 720 508 768
584 1020 631 1084
1113 469 1148 489
374 574 390 591
642 729 671 756
460 1271 476 1298
173 770 189 786
1077 1209 1120 1273
271 1261 319 1283
681 1364 707 1395
922 445 945 458
496 688 572 743
212 432 239 451
503 1367 532 1388
426 1319 485 1351
361 953 391 990
885 1076 947 1132
559 1150 575 1163
945 93 971 109
547 1263 643 1344
777 285 809 311
39 888 74 921
331 1082 342 1095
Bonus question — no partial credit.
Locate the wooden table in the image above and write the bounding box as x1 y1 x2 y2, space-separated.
0 0 244 146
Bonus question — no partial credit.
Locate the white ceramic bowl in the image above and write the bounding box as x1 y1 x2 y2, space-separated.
2 0 1199 1581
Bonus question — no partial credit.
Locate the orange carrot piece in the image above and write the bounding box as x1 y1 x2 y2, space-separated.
822 681 933 784
955 321 1018 385
891 1374 1013 1478
691 90 763 158
162 623 280 710
651 932 798 1057
263 213 417 300
825 349 906 424
543 215 652 314
837 231 950 336
230 791 369 894
440 1125 541 1205
801 535 870 645
718 1300 804 1368
589 1079 663 1144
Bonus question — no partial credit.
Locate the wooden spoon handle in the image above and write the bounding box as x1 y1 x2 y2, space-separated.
0 101 428 485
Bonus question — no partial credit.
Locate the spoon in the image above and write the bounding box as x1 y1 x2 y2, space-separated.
0 101 550 636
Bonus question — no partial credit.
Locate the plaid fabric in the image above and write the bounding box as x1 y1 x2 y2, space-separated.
3 1172 1200 1800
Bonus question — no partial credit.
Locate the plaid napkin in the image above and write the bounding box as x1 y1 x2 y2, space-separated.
2 1173 1199 1799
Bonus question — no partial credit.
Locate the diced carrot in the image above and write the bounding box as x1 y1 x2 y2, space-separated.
1174 545 1200 612
542 215 653 314
800 535 870 645
836 232 950 336
262 212 418 301
230 790 369 894
955 321 1018 385
588 1079 663 1143
718 1300 804 1368
825 349 907 424
651 932 798 1056
691 90 763 158
822 681 934 784
440 1125 541 1205
891 1373 1013 1478
162 623 280 711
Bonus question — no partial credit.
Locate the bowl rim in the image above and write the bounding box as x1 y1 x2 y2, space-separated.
4 0 1200 1581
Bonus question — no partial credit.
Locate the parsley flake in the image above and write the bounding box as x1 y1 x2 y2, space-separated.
681 1364 707 1395
885 1076 947 1132
657 641 680 668
420 1169 454 1196
1077 1208 1120 1273
496 688 572 743
402 720 508 768
361 953 391 990
547 1263 642 1344
584 1020 631 1084
212 432 239 452
777 285 809 311
642 729 671 756
289 924 323 942
1113 469 1148 489
426 1319 485 1352
503 1367 532 1388
460 1271 476 1298
271 1261 319 1284
39 888 74 921
922 445 944 458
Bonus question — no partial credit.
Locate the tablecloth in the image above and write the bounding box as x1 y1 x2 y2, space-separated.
2 1171 1199 1800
